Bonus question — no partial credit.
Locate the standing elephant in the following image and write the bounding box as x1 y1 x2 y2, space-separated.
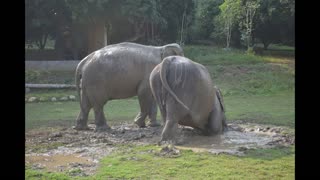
149 56 227 142
74 42 184 131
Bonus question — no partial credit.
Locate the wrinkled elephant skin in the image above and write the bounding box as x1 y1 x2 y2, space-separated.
74 42 184 131
150 56 227 142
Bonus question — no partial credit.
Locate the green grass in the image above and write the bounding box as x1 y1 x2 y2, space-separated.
25 91 294 130
225 92 294 127
26 145 295 179
25 99 141 130
26 166 71 180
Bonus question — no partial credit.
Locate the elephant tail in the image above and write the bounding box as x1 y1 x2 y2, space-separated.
214 86 228 131
75 54 91 106
159 57 190 112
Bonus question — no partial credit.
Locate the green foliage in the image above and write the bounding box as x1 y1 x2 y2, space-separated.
255 0 295 48
191 0 223 40
25 70 74 84
25 0 295 48
246 46 254 54
25 0 71 49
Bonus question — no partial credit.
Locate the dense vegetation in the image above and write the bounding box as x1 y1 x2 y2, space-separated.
26 0 294 51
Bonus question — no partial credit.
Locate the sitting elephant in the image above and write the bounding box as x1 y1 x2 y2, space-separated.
149 56 227 142
75 42 184 131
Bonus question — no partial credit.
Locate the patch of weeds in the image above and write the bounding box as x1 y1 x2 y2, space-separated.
67 168 86 177
25 168 71 180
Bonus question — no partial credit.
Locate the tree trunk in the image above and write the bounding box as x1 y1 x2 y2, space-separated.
180 5 187 45
104 24 108 46
87 19 105 54
263 41 270 50
151 22 154 41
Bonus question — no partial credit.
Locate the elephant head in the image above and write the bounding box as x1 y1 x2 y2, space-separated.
207 86 227 135
161 43 184 59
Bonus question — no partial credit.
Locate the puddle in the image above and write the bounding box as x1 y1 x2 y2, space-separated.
177 130 276 155
25 122 294 175
25 154 93 172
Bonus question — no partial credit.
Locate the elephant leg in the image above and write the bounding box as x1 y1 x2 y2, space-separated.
93 105 111 132
208 110 223 135
160 101 181 142
161 119 178 142
134 85 153 128
74 90 91 130
148 100 161 127
158 103 167 125
160 98 188 143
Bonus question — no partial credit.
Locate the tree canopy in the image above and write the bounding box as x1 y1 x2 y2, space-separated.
25 0 295 53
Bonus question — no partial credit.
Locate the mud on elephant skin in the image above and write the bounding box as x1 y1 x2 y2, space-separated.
150 56 227 143
74 42 184 132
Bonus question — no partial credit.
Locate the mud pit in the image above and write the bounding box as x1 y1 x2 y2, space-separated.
26 122 294 176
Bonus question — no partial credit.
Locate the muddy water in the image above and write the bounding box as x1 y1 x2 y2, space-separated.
26 154 92 172
25 122 294 175
177 130 274 155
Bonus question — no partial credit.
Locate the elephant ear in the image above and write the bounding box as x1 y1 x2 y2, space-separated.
161 43 184 59
214 86 225 112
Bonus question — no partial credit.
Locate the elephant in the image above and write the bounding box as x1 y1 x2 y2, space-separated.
74 42 184 131
149 55 227 142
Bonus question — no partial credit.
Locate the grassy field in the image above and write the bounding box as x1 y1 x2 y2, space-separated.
25 92 294 130
26 145 294 180
25 44 295 179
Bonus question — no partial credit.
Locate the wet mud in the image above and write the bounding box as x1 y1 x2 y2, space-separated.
26 122 294 176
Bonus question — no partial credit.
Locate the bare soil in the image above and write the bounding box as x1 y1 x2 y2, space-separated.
25 122 294 176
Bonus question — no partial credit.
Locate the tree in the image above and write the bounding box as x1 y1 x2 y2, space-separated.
240 0 260 49
217 0 242 48
25 0 70 49
120 0 166 44
192 0 223 41
254 0 295 49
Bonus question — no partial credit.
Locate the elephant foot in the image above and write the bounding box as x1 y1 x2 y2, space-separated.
134 120 146 128
94 124 111 132
73 124 91 131
148 121 161 127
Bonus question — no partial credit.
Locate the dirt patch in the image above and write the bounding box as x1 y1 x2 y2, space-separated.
25 122 294 176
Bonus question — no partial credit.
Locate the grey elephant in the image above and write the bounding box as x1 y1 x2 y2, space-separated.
149 56 227 142
74 42 184 131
